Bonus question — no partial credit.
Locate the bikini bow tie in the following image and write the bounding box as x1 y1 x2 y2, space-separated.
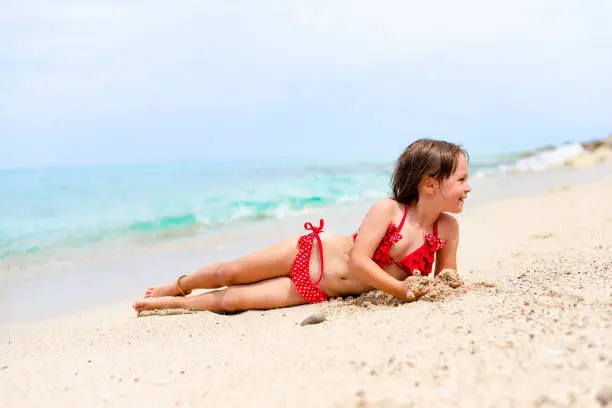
304 219 325 234
425 233 446 250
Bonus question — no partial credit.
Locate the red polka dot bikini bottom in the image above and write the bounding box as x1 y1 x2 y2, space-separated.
289 219 329 304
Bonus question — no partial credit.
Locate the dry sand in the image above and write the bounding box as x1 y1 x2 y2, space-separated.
2 172 612 408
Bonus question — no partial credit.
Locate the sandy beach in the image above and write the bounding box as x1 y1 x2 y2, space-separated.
2 167 612 408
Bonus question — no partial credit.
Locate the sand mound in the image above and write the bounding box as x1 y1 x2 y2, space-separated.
435 268 461 282
419 269 467 302
319 270 493 319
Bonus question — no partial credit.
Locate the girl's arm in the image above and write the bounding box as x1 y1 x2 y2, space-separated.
434 213 460 276
348 199 407 299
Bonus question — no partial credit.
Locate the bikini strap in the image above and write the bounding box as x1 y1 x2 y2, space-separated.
305 219 325 285
396 205 408 231
433 220 438 236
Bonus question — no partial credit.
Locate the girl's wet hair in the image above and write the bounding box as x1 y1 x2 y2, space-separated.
391 139 468 205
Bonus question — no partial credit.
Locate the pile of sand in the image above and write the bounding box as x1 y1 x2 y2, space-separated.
413 268 463 302
319 269 494 319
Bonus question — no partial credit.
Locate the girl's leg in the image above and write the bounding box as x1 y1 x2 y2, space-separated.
135 277 307 313
145 237 299 297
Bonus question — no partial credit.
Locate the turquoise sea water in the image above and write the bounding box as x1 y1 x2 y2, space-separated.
0 156 504 263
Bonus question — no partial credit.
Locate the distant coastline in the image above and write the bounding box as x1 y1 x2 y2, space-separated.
500 134 612 173
521 133 612 159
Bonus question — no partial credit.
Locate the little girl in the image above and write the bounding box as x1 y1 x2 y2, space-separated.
133 139 471 313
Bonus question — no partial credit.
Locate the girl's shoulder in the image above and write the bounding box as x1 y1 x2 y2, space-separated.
371 197 405 211
366 198 402 218
436 213 459 241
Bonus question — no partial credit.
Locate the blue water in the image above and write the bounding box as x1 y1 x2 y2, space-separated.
0 156 499 262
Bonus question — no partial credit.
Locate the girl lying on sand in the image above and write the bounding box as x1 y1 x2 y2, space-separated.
133 139 470 313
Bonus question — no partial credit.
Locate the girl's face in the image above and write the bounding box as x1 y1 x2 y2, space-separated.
438 153 471 213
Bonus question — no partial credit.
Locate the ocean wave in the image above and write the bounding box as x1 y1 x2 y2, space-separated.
127 213 199 233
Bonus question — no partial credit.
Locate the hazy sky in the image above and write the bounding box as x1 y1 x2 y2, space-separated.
1 1 610 169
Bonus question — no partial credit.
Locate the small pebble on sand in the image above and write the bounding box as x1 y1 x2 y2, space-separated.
300 314 326 326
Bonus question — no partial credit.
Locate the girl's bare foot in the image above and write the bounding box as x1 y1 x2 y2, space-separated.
133 296 184 312
144 283 180 298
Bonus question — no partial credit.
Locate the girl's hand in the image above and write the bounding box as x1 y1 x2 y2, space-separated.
437 268 463 288
448 280 463 288
399 275 432 302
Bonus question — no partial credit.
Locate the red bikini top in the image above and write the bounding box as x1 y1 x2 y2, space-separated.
353 205 446 276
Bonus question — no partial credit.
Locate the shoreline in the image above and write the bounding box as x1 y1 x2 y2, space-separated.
2 162 612 325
